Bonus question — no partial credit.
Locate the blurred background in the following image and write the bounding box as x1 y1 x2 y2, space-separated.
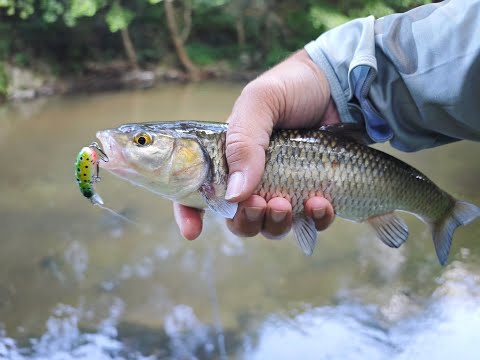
1 1 480 360
0 0 440 100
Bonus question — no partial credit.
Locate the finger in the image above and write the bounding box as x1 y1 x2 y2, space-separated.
225 50 336 203
262 197 293 240
226 195 266 237
173 203 204 240
224 80 280 202
304 197 335 231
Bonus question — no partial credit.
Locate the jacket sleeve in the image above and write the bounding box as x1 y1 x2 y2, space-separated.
304 0 480 152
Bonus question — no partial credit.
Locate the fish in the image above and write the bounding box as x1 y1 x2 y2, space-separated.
75 142 108 205
95 121 480 265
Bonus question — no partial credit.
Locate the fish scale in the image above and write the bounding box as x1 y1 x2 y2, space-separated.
96 121 480 265
222 128 451 222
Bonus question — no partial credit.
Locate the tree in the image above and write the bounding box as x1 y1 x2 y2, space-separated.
105 1 140 71
1 0 141 71
150 0 201 80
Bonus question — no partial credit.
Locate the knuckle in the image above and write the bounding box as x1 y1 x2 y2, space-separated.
225 133 266 171
240 79 271 101
226 219 260 238
242 79 284 120
241 75 282 101
225 136 253 168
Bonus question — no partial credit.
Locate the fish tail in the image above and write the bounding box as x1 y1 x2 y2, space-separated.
432 200 480 266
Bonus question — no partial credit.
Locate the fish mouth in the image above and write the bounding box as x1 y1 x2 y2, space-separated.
96 129 125 170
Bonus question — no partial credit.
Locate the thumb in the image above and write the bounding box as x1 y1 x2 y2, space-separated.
224 80 282 202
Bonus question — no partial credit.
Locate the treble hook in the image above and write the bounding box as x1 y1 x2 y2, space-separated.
89 142 109 162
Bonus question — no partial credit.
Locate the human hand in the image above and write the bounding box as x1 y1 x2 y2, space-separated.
174 49 339 240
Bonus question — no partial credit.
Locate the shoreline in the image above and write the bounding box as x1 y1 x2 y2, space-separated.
1 62 259 103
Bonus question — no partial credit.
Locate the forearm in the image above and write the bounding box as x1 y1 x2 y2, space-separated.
305 0 480 151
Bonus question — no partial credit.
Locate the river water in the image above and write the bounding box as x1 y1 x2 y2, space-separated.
0 82 479 359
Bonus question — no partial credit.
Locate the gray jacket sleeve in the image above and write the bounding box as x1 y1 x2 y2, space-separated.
304 0 480 152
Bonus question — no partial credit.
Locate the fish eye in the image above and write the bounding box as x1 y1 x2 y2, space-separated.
134 133 153 147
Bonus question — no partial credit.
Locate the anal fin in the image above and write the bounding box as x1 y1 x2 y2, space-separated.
367 213 409 248
293 217 318 256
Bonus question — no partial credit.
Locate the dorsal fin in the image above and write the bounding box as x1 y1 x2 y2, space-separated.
319 124 372 145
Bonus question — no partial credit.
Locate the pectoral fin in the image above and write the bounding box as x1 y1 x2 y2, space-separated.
293 217 318 256
200 184 238 219
367 212 409 248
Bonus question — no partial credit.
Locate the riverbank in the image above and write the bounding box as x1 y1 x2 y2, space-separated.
1 61 259 103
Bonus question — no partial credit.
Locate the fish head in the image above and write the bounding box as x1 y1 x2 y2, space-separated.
96 123 210 200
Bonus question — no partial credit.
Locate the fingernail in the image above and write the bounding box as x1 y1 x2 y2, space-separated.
312 207 326 219
271 210 288 223
225 172 245 200
245 207 264 222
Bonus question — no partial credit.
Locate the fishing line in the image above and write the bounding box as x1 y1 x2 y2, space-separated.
83 143 144 229
204 246 228 360
95 203 141 227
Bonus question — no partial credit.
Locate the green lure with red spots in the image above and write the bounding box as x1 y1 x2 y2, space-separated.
75 145 104 205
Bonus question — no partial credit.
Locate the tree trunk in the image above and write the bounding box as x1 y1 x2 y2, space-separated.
120 27 139 71
235 14 246 49
164 0 201 81
181 0 192 43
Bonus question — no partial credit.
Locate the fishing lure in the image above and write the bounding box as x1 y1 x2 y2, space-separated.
75 142 108 205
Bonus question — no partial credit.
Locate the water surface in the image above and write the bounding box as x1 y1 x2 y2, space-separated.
0 83 479 359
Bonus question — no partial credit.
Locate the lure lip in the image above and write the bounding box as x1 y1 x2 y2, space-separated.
89 193 104 206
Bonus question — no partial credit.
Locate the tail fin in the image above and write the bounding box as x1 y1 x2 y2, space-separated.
432 201 480 266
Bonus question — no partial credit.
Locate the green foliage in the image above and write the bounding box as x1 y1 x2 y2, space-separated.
69 0 102 18
0 24 10 60
345 0 434 18
194 0 229 7
0 0 438 78
0 0 35 18
386 0 433 11
187 42 238 66
13 52 29 67
349 2 394 18
105 3 133 32
264 46 290 68
0 62 7 98
64 0 105 26
284 8 322 49
309 6 351 31
187 43 217 65
40 0 65 23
